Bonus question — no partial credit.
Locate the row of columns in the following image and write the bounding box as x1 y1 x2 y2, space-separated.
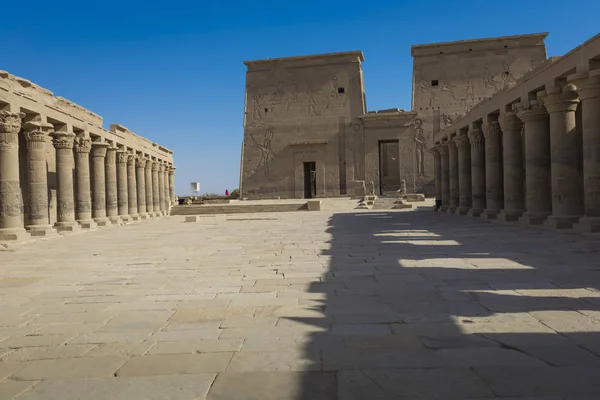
431 69 600 233
0 114 176 240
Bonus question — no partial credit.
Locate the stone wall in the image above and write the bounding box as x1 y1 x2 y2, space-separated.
241 52 366 199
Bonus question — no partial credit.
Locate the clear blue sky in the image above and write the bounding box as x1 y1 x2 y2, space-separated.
2 0 598 196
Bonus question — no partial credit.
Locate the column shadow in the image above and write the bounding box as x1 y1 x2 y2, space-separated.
294 209 600 399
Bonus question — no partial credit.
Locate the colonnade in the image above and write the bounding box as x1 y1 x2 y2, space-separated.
0 112 176 240
431 70 600 233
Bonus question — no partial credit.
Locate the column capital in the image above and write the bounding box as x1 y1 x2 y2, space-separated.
500 111 522 132
91 141 109 158
116 150 128 165
135 157 146 168
127 153 136 165
73 137 92 153
168 166 176 174
484 121 502 141
438 143 449 155
144 158 153 169
453 134 470 149
151 161 159 171
51 131 76 149
468 128 484 149
568 69 600 101
0 111 25 134
158 163 166 172
23 121 52 147
516 100 548 123
538 84 579 114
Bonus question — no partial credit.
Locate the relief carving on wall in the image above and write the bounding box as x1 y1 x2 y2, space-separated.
306 89 320 116
439 69 456 100
325 75 346 109
417 72 436 103
286 81 301 111
252 94 264 120
247 124 276 179
501 61 517 87
411 118 433 177
441 113 465 128
483 63 502 92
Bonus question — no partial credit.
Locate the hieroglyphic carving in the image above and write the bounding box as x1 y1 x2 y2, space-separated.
441 113 464 128
326 75 346 109
417 72 436 103
248 124 276 178
439 69 456 100
307 90 319 116
501 61 517 87
411 118 432 177
252 94 264 120
463 69 475 103
286 81 300 111
483 64 502 92
270 83 284 106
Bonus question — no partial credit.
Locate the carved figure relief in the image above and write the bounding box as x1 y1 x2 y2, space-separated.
248 125 276 178
441 113 464 128
326 75 345 109
418 73 436 103
501 61 517 87
270 83 284 106
286 81 300 111
483 64 502 92
411 118 431 177
307 90 319 116
252 94 264 120
439 69 456 100
463 69 475 103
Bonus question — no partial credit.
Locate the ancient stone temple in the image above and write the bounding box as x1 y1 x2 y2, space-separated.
0 70 176 241
240 33 548 199
431 33 600 233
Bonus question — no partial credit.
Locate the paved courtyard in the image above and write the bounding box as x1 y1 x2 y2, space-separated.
1 207 600 399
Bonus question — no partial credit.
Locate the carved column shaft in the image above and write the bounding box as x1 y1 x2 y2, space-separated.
168 167 176 206
136 157 147 218
127 154 138 219
440 144 450 211
517 102 552 225
91 142 110 225
105 146 120 223
74 137 96 228
447 140 459 213
571 71 600 233
482 120 504 219
23 122 52 235
158 163 166 214
469 126 486 216
162 166 170 214
539 85 583 229
52 132 80 232
0 111 26 239
498 112 525 221
145 160 154 216
152 162 160 215
432 149 442 209
116 151 130 220
455 135 472 214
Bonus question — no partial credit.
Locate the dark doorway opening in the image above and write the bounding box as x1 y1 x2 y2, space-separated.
303 162 317 199
378 140 401 195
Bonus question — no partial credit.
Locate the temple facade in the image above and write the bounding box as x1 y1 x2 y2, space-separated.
240 33 548 199
430 33 600 233
0 70 175 241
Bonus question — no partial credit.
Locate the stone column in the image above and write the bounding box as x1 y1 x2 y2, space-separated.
454 135 472 215
168 166 176 206
158 163 166 215
152 161 161 216
52 131 80 232
135 157 148 219
23 121 54 236
105 145 121 225
517 101 552 225
440 144 450 212
481 118 504 220
431 147 442 211
73 137 96 229
468 122 486 216
116 151 131 222
145 159 155 217
538 85 583 229
127 153 139 221
91 142 110 226
498 112 525 222
163 165 171 214
570 70 600 233
0 111 27 240
447 140 459 214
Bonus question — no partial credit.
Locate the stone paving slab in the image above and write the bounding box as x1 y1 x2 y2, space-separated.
0 208 599 398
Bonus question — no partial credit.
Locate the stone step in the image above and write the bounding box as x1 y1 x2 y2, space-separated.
171 203 307 215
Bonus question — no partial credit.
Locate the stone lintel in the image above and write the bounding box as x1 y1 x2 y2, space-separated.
244 50 365 70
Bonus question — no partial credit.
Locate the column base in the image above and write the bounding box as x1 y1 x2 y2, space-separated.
542 215 581 230
439 205 449 212
573 217 600 233
108 216 123 225
497 209 523 222
467 208 483 217
481 209 501 220
456 206 471 215
93 217 111 227
0 228 30 241
77 219 98 229
26 224 56 237
138 213 149 220
129 214 141 221
447 206 457 214
519 212 550 226
54 221 82 233
120 215 132 223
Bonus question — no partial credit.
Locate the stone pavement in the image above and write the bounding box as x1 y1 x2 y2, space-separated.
0 207 600 399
